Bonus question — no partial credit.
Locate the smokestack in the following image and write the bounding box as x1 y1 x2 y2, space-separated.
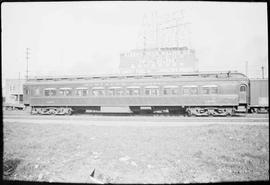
261 66 264 79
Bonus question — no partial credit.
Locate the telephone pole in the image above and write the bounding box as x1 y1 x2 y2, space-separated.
26 48 30 80
18 72 20 104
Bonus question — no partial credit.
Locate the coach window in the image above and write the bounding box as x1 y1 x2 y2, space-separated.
59 88 72 96
171 88 178 95
201 85 218 94
92 87 104 96
201 87 209 94
108 88 114 96
163 88 169 95
145 86 159 96
126 86 140 96
163 85 178 95
44 88 56 96
210 87 218 94
108 87 123 96
182 86 198 95
190 87 198 95
183 88 189 95
115 88 124 96
145 89 150 95
76 87 88 96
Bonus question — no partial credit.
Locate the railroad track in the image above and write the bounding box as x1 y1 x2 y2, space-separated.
3 112 268 124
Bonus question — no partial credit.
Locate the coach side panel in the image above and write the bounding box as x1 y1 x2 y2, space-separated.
27 79 242 107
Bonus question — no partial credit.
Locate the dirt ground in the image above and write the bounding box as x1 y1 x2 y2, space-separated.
3 119 269 183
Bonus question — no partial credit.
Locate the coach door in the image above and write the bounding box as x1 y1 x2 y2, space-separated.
239 84 247 104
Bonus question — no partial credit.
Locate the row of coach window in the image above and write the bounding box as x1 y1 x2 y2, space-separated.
33 85 219 97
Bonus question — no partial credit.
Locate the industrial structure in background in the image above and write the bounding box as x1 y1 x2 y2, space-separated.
3 79 26 110
3 47 30 110
119 10 198 74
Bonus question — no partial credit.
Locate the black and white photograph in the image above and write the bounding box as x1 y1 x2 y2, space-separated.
2 1 268 183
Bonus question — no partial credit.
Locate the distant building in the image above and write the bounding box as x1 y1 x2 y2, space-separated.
119 47 198 74
2 87 5 103
4 79 25 109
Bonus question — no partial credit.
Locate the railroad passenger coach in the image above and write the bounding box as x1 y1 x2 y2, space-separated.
23 71 249 116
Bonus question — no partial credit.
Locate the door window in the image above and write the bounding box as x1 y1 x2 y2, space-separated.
240 85 246 92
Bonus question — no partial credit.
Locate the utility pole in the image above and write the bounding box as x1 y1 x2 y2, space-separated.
26 48 30 80
245 61 248 77
155 11 160 50
18 72 20 104
261 66 264 79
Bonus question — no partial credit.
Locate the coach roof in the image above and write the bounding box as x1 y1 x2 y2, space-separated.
25 71 247 83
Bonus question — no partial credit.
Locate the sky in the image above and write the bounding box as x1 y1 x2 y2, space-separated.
1 1 268 84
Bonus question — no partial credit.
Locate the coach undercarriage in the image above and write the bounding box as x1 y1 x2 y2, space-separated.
250 107 269 114
31 107 72 115
30 105 236 116
31 106 100 115
130 106 235 116
186 107 234 116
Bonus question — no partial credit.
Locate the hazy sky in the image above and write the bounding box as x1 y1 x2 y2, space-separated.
1 1 268 83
